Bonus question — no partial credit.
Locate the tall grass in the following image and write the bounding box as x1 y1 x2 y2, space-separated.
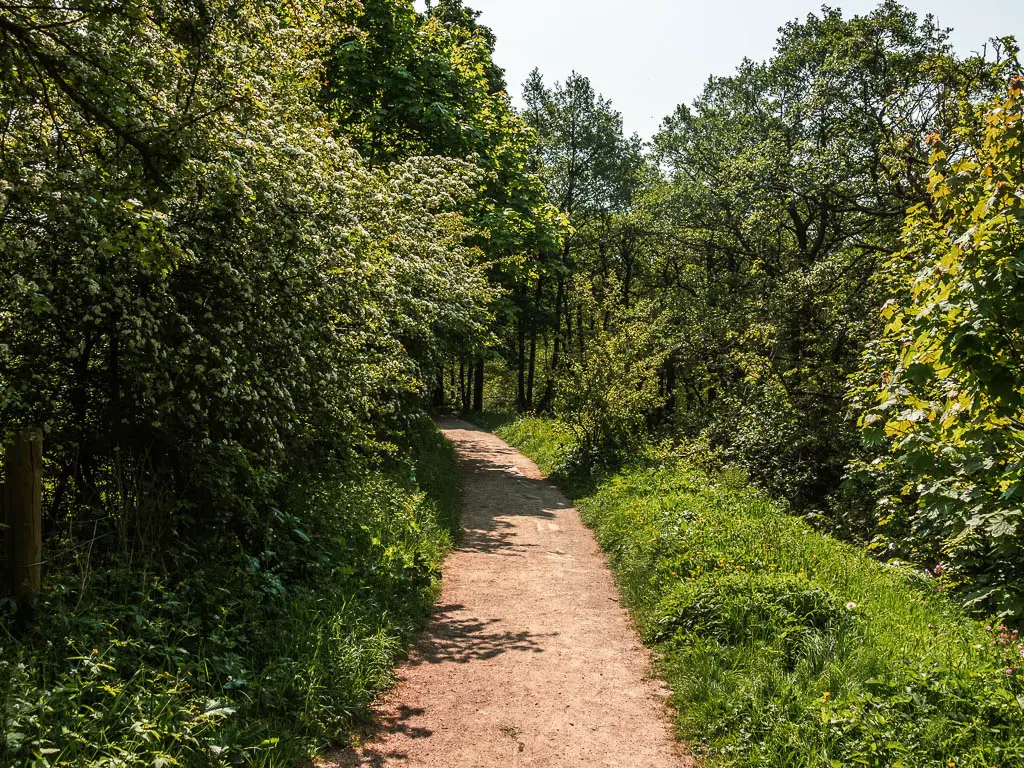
488 415 1024 768
0 418 460 767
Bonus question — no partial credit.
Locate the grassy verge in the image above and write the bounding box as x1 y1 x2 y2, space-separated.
482 414 1024 768
0 417 460 768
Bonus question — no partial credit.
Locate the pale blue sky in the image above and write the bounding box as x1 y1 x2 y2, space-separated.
422 1 1023 139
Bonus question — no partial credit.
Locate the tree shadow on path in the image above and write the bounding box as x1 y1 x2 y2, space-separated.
325 606 554 766
324 422 562 766
408 602 554 666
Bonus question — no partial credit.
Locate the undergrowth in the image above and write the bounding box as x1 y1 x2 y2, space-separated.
0 418 459 768
485 414 1024 768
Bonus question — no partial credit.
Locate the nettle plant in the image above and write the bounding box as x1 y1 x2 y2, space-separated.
854 61 1024 616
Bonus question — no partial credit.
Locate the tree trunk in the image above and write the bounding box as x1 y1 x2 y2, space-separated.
527 333 538 410
432 366 445 408
517 317 527 411
564 298 574 352
3 427 43 601
550 278 565 367
527 277 543 409
537 277 569 412
459 361 467 412
472 358 484 412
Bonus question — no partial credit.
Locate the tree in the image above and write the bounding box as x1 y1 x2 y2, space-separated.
648 1 995 510
853 53 1024 614
0 0 494 540
517 69 643 410
324 0 563 411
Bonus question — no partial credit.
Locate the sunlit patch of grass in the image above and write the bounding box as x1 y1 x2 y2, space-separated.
498 415 1024 768
457 410 519 435
490 416 578 478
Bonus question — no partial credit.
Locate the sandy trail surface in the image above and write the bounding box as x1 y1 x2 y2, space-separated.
321 419 692 768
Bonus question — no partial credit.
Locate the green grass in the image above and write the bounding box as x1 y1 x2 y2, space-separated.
0 417 460 768
454 410 519 436
489 413 1024 768
491 416 578 477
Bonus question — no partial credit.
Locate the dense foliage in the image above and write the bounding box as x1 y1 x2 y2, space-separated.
647 1 979 508
495 415 1024 768
0 0 494 536
0 0 526 763
323 0 565 409
853 70 1024 614
4 0 1024 761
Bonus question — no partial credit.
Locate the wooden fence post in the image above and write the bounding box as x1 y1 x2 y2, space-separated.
3 427 43 600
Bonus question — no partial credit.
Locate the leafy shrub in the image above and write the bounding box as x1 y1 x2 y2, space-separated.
852 67 1024 616
0 1 493 537
695 374 859 514
553 298 666 461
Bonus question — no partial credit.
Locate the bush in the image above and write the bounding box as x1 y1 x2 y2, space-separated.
852 70 1024 616
0 1 492 537
553 299 666 462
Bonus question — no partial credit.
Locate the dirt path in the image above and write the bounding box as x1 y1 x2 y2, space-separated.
322 419 692 768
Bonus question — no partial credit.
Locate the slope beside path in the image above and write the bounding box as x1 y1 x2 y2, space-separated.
322 418 693 768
